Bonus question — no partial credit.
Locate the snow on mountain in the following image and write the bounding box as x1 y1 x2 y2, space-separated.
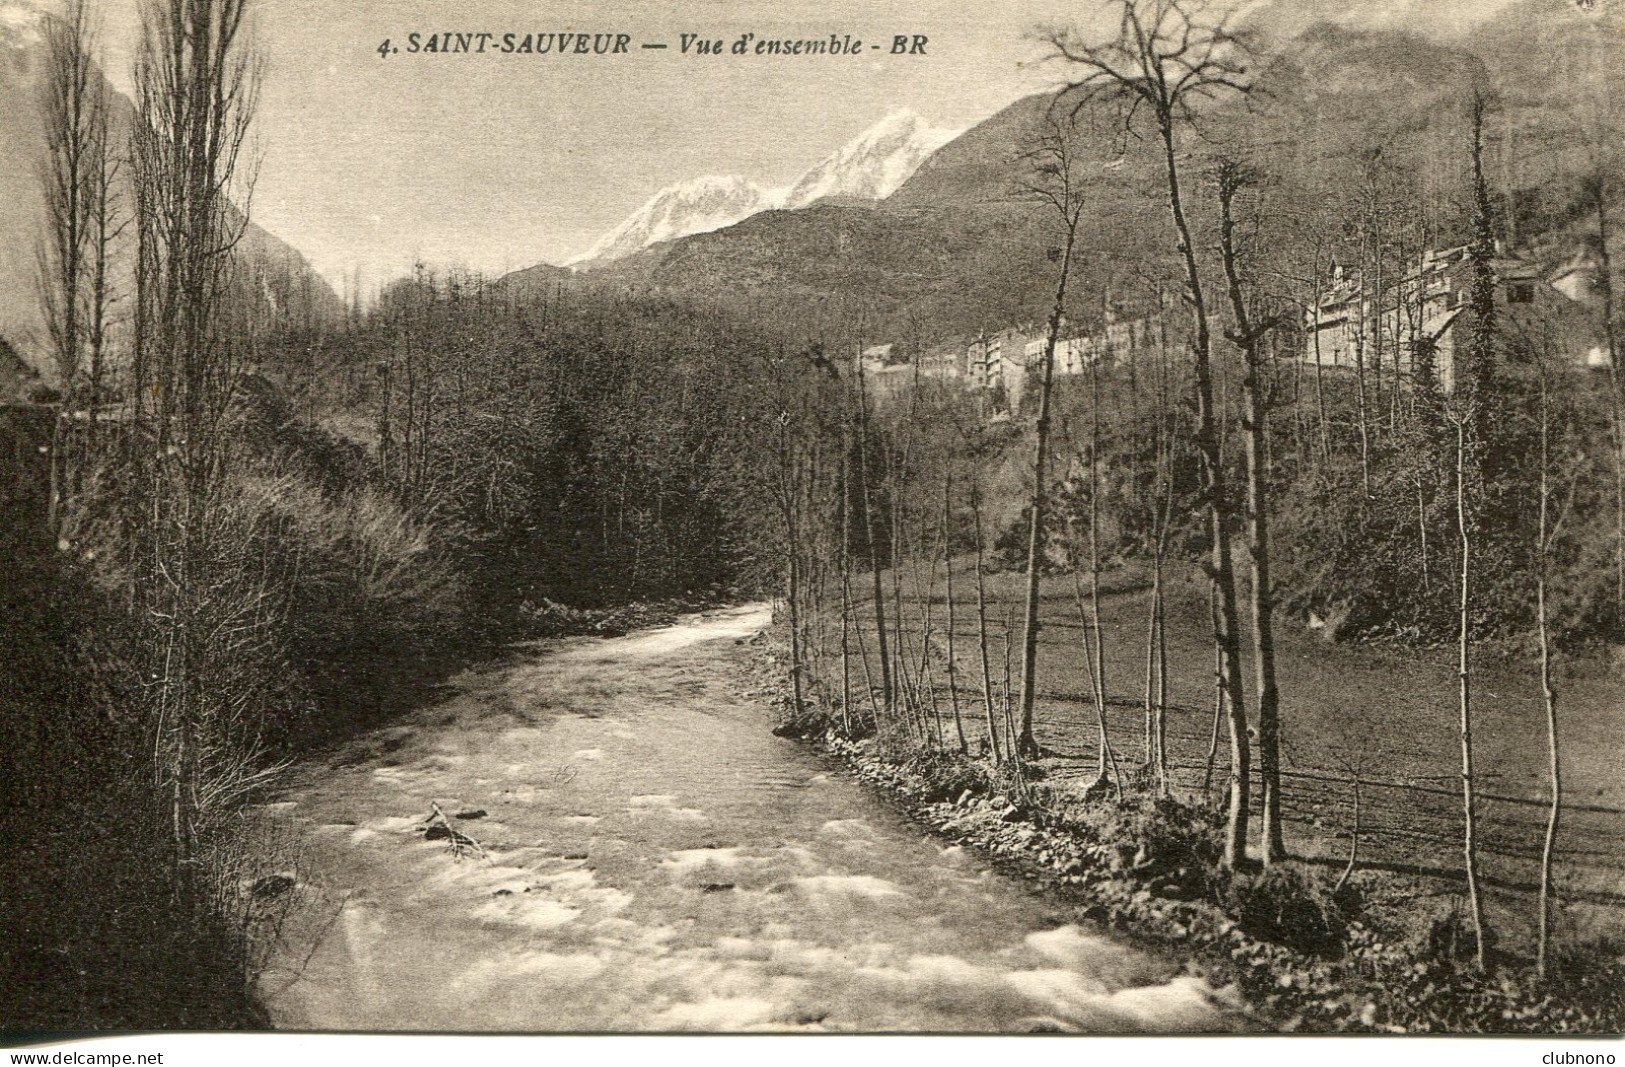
569 174 776 266
568 109 958 266
779 109 956 209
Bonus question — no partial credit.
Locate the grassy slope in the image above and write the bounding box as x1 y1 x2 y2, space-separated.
833 555 1625 944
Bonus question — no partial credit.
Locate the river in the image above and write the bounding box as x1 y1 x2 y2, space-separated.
259 604 1242 1033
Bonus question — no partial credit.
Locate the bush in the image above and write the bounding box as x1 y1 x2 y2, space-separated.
250 472 466 664
1071 792 1223 900
1220 864 1353 958
899 746 998 803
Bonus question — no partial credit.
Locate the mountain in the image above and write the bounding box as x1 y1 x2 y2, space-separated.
1237 0 1521 48
0 0 341 376
526 11 1625 351
888 95 1052 211
569 175 777 266
568 109 956 267
779 109 956 209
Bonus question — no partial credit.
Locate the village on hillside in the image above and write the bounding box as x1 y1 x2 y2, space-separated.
858 241 1611 417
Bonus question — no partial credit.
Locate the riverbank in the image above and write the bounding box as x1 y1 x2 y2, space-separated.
759 581 1625 1034
827 558 1625 904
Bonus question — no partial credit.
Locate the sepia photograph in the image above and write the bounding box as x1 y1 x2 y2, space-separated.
1 0 1623 1046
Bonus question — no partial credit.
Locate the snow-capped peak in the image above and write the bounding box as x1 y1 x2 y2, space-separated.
568 174 775 265
568 109 960 266
780 109 956 209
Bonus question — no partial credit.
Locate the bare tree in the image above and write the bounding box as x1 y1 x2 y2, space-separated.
1215 159 1287 864
1531 331 1577 981
1443 88 1504 970
1043 0 1254 866
772 408 807 719
83 86 125 443
942 475 968 753
1012 109 1092 759
38 0 112 535
972 480 1002 762
131 0 262 871
1449 404 1488 972
852 356 894 718
1145 331 1176 795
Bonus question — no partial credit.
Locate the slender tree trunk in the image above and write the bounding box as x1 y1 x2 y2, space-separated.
1143 567 1159 766
1332 771 1362 896
1536 366 1562 981
839 453 854 734
1016 228 1075 758
1153 471 1173 795
1071 526 1121 793
781 441 806 719
1311 269 1331 467
973 488 1000 762
1087 352 1114 785
854 365 893 715
944 477 967 753
1003 608 1021 777
1354 306 1373 500
1156 120 1249 867
917 539 945 749
1417 476 1432 595
1455 416 1488 971
1217 167 1285 864
1202 579 1225 798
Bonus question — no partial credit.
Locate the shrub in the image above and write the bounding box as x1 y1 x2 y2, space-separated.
1220 863 1353 958
899 747 998 804
1071 792 1224 900
252 472 466 664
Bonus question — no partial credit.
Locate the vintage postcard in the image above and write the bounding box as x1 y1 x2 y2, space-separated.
1 0 1622 1050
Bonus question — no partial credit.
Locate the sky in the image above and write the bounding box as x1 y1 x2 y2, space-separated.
63 0 1527 292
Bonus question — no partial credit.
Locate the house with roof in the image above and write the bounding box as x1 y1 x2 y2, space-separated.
0 336 40 403
964 326 1033 411
1023 333 1097 378
1304 244 1606 391
915 340 966 382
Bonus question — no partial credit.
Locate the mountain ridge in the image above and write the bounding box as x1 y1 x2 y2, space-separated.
0 0 342 376
567 108 957 268
535 3 1625 349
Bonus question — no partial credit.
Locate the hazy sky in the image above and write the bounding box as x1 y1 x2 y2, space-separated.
72 0 1524 290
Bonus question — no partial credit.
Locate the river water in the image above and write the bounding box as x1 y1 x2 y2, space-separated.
260 605 1241 1033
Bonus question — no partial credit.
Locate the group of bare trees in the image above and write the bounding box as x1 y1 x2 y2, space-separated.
38 0 269 909
1041 0 1279 869
38 0 120 535
765 0 1620 984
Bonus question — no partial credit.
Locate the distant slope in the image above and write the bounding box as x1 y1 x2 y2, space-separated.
0 2 342 374
519 12 1625 350
569 109 957 269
